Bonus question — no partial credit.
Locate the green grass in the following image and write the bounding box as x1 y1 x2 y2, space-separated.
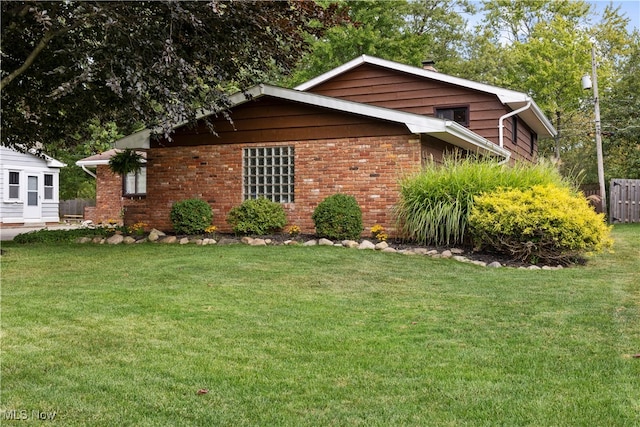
1 225 638 426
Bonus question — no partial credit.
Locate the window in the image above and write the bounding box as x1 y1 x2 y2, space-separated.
435 106 469 126
8 171 20 199
124 167 146 196
44 174 54 200
243 147 294 203
530 132 537 154
512 117 518 145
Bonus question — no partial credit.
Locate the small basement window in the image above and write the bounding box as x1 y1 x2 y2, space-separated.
243 147 294 203
44 174 54 200
435 106 469 127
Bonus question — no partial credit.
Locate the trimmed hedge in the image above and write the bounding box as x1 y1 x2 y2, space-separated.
312 194 363 240
226 197 287 235
170 199 213 235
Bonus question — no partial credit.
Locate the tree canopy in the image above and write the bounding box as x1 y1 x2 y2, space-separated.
1 1 346 151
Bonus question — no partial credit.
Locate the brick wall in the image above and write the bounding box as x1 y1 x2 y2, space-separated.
127 134 422 236
84 165 145 225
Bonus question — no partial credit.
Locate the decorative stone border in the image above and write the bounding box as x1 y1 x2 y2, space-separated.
76 228 564 270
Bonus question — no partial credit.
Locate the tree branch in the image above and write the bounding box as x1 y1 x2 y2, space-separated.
1 30 55 91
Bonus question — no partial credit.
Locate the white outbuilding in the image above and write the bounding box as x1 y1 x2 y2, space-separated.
0 146 66 225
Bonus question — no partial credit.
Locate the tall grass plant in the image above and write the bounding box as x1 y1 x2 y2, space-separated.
394 157 574 245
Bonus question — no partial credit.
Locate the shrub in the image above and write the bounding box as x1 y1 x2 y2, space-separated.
13 227 112 244
394 156 575 246
226 197 287 235
170 199 213 235
468 184 613 265
312 194 363 240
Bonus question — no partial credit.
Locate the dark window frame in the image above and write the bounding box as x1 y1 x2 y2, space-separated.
8 171 20 199
435 105 470 127
122 166 147 197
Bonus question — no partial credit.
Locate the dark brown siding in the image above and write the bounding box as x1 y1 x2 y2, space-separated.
152 97 409 148
307 63 533 162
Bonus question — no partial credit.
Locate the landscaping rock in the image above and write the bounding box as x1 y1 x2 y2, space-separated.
426 249 439 256
453 255 469 263
249 238 267 246
488 261 502 268
303 240 317 246
441 250 453 258
179 237 190 245
381 247 397 253
412 248 430 255
528 265 541 270
358 240 376 250
450 248 465 254
318 238 334 246
106 234 124 245
203 238 217 245
123 236 137 244
342 240 360 248
161 236 177 244
148 229 165 242
77 237 92 244
217 237 240 245
375 241 389 250
92 237 104 244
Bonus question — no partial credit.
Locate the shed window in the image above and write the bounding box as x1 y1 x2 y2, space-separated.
513 117 518 145
8 171 20 199
124 167 146 196
44 174 54 200
435 106 469 127
243 147 294 203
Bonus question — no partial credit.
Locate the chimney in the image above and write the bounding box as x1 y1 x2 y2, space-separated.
422 59 437 72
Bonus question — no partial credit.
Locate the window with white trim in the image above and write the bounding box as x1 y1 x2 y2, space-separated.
8 171 20 199
44 174 54 200
243 147 294 203
124 167 146 196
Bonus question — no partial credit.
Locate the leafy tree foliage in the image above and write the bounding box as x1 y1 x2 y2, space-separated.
286 0 475 85
1 1 346 151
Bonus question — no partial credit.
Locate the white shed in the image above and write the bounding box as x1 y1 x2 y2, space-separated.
0 146 66 225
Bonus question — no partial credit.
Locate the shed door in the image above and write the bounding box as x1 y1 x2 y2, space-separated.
24 175 41 220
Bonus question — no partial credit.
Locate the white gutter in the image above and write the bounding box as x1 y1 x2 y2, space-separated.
499 99 532 148
80 165 97 179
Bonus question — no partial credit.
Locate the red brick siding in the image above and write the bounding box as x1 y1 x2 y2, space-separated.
129 135 422 235
84 165 145 225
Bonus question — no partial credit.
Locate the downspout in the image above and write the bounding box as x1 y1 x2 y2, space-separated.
498 99 532 164
80 165 97 179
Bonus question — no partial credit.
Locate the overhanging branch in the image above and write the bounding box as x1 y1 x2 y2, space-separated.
0 30 55 91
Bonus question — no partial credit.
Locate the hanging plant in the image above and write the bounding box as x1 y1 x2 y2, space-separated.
109 149 144 176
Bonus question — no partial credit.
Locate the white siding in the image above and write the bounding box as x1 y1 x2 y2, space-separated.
0 147 64 224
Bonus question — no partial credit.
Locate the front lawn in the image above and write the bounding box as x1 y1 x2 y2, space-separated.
1 225 638 425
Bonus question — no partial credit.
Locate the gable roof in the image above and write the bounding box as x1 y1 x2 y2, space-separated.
76 149 147 167
116 84 510 160
0 146 66 168
294 55 556 138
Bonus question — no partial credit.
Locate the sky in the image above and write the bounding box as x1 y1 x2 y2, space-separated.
587 0 640 32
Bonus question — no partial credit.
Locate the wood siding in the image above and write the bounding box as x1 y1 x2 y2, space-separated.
307 63 537 162
153 97 410 148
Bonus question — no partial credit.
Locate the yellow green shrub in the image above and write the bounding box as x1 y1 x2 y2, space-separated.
468 185 612 264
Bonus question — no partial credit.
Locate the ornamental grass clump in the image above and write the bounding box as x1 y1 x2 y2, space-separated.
394 156 573 246
312 194 363 240
226 197 287 235
468 184 613 265
170 199 213 235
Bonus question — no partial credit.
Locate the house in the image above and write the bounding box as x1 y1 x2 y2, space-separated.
76 149 147 225
0 146 65 225
109 55 556 234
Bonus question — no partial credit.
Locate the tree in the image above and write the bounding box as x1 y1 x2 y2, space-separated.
1 1 346 151
285 0 476 86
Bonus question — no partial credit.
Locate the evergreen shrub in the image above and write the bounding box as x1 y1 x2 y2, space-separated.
170 199 213 235
226 197 287 235
312 194 363 240
468 185 612 264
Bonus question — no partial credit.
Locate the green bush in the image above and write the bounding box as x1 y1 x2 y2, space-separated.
226 197 287 235
170 199 213 235
468 184 613 265
13 227 112 244
312 194 363 240
394 157 575 246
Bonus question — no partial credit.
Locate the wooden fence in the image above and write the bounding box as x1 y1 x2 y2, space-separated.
59 199 95 219
610 179 640 223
